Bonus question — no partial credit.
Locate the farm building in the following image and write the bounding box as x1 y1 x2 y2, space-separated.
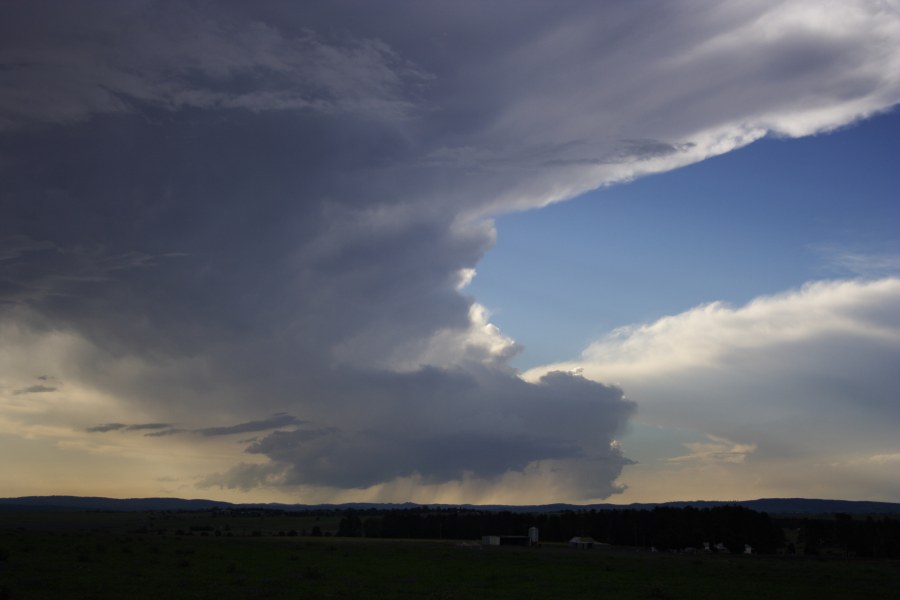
482 528 539 547
481 535 529 546
568 536 598 549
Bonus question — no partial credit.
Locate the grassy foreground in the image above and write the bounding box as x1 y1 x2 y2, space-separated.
1 514 899 599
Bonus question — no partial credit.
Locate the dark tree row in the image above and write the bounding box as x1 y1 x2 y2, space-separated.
337 505 785 553
783 513 900 557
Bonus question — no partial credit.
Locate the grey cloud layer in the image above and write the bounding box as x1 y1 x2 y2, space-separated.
0 2 426 128
252 369 632 490
2 1 899 499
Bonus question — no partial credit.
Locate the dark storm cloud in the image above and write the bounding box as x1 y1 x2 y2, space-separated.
202 369 634 494
2 1 898 498
0 1 428 129
0 235 55 262
244 428 583 489
0 233 177 307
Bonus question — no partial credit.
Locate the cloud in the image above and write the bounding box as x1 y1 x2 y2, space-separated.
527 278 900 499
198 368 633 498
0 235 55 262
85 423 127 433
86 422 172 433
529 278 900 378
0 234 184 308
12 384 57 395
866 453 900 465
85 415 301 437
0 2 428 129
144 428 187 438
835 453 900 467
813 243 900 278
195 414 303 437
125 423 171 431
668 435 757 465
1 1 899 501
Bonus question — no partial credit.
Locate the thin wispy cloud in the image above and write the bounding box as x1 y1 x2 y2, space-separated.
195 414 304 437
813 243 900 278
85 423 127 433
86 422 172 433
12 385 57 395
144 428 187 438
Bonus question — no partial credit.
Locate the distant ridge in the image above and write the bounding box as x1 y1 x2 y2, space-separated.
2 496 900 515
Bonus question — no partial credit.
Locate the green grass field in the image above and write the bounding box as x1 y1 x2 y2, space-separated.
1 512 898 599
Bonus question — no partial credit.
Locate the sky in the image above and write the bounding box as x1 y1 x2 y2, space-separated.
1 0 899 505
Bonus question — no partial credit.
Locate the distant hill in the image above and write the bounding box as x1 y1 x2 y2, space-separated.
462 498 900 515
0 496 229 512
665 498 900 515
2 495 900 515
0 496 420 513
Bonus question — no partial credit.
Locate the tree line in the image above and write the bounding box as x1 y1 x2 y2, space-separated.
337 505 786 553
333 506 900 556
782 513 900 557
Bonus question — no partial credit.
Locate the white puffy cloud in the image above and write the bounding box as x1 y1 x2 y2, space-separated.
527 278 900 500
530 278 900 378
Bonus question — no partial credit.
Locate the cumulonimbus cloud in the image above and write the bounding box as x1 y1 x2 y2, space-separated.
1 1 899 501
